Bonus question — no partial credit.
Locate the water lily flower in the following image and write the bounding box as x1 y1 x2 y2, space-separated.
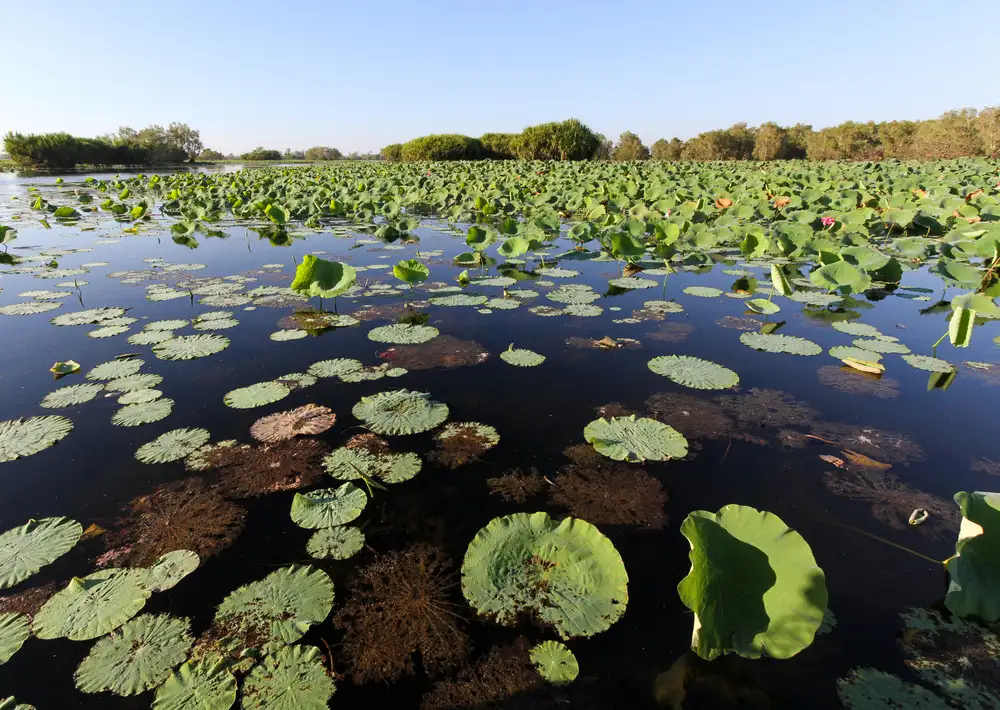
821 217 836 227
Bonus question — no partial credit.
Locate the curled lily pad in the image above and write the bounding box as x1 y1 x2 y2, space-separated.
0 517 82 589
152 661 238 710
583 416 688 462
307 526 365 560
677 504 828 660
34 568 151 640
529 641 578 685
461 512 628 639
290 483 367 529
240 645 335 710
40 383 103 408
86 358 143 381
250 405 336 443
74 613 193 696
500 345 545 367
136 428 211 464
0 613 30 664
647 355 739 390
223 382 291 409
740 332 822 355
367 323 439 344
352 389 449 435
153 334 230 361
49 360 80 376
945 491 1000 621
112 398 174 427
290 254 357 298
142 550 200 592
903 354 955 373
0 416 73 462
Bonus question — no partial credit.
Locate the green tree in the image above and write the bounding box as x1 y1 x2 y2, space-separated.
651 138 683 160
876 121 917 158
514 119 600 160
976 107 1000 156
381 143 403 162
611 131 650 161
198 148 224 161
304 146 343 161
241 147 282 161
785 124 812 158
752 122 788 161
400 134 483 161
480 133 518 159
910 109 983 159
166 122 203 161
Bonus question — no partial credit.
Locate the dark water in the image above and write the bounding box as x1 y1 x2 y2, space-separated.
1 169 997 709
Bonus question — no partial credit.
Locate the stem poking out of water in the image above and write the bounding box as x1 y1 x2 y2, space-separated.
820 520 943 565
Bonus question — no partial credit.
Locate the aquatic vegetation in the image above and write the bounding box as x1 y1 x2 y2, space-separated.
352 389 449 435
39 383 102 408
583 415 688 462
971 458 1000 477
290 483 368 529
430 421 500 468
223 381 290 409
500 344 546 367
809 422 925 463
0 517 82 589
420 637 541 710
289 253 357 299
962 360 1000 386
902 354 955 373
717 315 762 330
119 389 163 405
143 550 200 592
324 435 421 484
551 450 667 529
832 321 882 338
645 392 733 442
677 505 828 660
945 491 1000 621
486 469 547 503
240 645 335 710
307 357 363 378
0 582 58 617
367 322 439 344
647 322 695 342
648 355 739 390
683 286 723 298
461 512 628 639
0 415 73 462
716 388 819 429
111 397 174 426
249 404 335 443
0 613 29 664
837 667 952 709
377 335 489 370
105 372 163 392
817 365 901 399
307 525 365 560
33 568 152 640
152 660 238 710
74 613 192 696
151 334 231 361
86 358 144 380
334 544 469 683
529 641 579 686
207 439 329 498
740 332 823 355
136 427 211 464
106 478 246 566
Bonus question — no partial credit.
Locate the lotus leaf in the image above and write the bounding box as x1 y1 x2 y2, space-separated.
647 355 739 390
51 307 126 327
40 383 103 408
290 254 357 298
290 483 367 529
34 568 151 640
583 416 688 462
118 389 162 405
740 332 822 355
903 354 955 373
146 320 190 331
677 505 828 660
945 491 1000 621
0 613 30 664
809 261 872 294
829 346 883 363
323 446 421 484
153 334 230 361
682 286 723 298
223 381 290 409
832 321 883 337
105 372 163 392
240 645 335 710
500 345 545 367
136 428 211 464
608 276 658 290
0 301 62 316
352 389 449 435
153 661 238 710
393 259 430 284
0 517 82 589
837 668 951 710
853 338 910 355
250 405 336 443
193 318 239 331
307 526 365 560
112 398 174 427
367 323 439 344
74 613 193 696
49 360 80 375
529 640 578 685
0 416 73 462
86 358 144 381
142 550 200 592
429 294 488 307
87 325 129 339
270 329 307 341
307 358 363 378
462 512 628 639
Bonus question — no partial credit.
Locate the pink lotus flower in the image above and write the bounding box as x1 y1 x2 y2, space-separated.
821 217 836 227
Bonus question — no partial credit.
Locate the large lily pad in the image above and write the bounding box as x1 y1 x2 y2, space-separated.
500 345 546 367
583 416 688 462
307 358 363 379
945 491 1000 621
249 404 336 443
290 483 367 529
0 613 30 664
74 613 193 696
152 661 238 710
153 334 230 361
143 550 200 592
647 355 739 390
367 323 439 344
86 358 144 381
223 382 290 409
903 354 955 373
112 398 174 427
740 332 823 355
461 512 629 639
34 568 152 641
136 428 211 464
677 504 828 660
40 383 104 409
240 645 335 710
0 416 73 462
322 445 421 484
352 389 449 435
0 517 82 589
290 254 357 298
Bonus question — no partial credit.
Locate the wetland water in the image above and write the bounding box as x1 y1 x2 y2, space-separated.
1 164 998 709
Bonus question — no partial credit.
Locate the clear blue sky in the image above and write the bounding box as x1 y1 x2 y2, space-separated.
3 0 998 154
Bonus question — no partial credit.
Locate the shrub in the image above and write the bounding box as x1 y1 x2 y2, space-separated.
240 147 283 161
611 131 650 161
513 119 600 160
651 138 684 160
198 149 225 161
304 146 342 161
479 133 518 160
381 143 403 162
400 134 483 161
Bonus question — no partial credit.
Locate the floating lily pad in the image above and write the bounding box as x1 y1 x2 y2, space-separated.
677 504 828 660
152 661 238 710
323 444 422 484
112 398 174 427
352 389 449 435
250 404 336 443
40 383 104 409
118 389 162 405
240 645 335 710
307 526 365 560
87 325 130 339
74 613 193 696
269 329 307 341
0 613 30 664
683 286 723 298
853 338 911 354
547 286 600 305
0 517 82 590
153 334 230 361
223 381 290 409
583 416 688 462
500 345 545 367
903 354 955 373
564 304 603 317
307 358 363 379
142 550 200 592
829 346 883 363
146 320 190 331
740 332 822 355
136 428 211 464
34 569 151 641
86 358 144 381
105 373 163 393
462 512 628 639
647 355 739 390
608 276 658 290
0 416 73 462
51 307 126 326
193 318 239 332
290 483 367 529
832 321 883 337
429 294 488 307
128 330 175 346
0 301 61 316
367 323 440 344
529 641 578 685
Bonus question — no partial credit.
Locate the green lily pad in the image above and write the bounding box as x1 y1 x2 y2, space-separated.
740 332 823 355
51 307 126 327
903 354 955 373
223 381 290 409
0 698 35 710
647 355 739 390
745 298 780 315
352 389 449 435
40 383 104 408
829 346 883 363
145 320 190 331
853 338 911 354
112 398 174 427
0 416 73 462
153 334 230 361
142 550 200 592
583 416 688 462
832 321 883 338
677 504 828 660
104 373 163 393
683 286 723 298
290 483 367 529
945 491 1000 621
290 254 357 298
608 277 658 290
240 645 335 710
323 447 422 484
429 293 488 307
86 358 144 381
564 304 602 317
307 358 363 378
118 389 162 405
307 527 365 560
367 323 439 344
546 286 600 305
136 428 211 464
529 641 578 686
34 568 151 641
152 661 237 710
87 325 130 339
0 613 30 664
270 329 308 342
0 302 62 316
0 517 82 589
74 613 193 696
500 345 546 367
462 512 628 639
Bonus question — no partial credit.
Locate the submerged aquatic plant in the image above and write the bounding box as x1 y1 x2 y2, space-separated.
334 544 470 683
817 365 901 399
420 637 542 710
645 392 733 443
716 388 819 429
377 335 490 370
200 439 329 498
430 422 500 468
486 469 547 503
809 422 926 464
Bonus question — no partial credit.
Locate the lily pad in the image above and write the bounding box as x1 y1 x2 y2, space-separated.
0 302 62 316
153 334 230 361
86 358 143 381
683 286 723 298
0 613 30 664
529 640 579 685
647 355 739 390
118 389 162 405
74 613 193 696
323 445 422 484
462 512 629 639
945 491 1000 621
837 668 951 710
832 321 883 337
250 405 336 443
142 550 200 592
40 383 103 408
223 382 290 409
677 504 828 660
853 338 911 355
429 294 488 307
136 428 211 464
87 325 130 339
112 398 174 427
307 358 363 379
34 568 151 640
583 416 688 462
608 277 658 290
829 346 883 363
269 329 307 342
0 517 82 589
105 373 163 393
307 526 365 560
367 323 439 344
290 483 367 529
152 661 238 710
740 332 823 355
240 645 335 710
0 416 73 462
500 345 546 367
352 389 449 435
903 354 955 373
